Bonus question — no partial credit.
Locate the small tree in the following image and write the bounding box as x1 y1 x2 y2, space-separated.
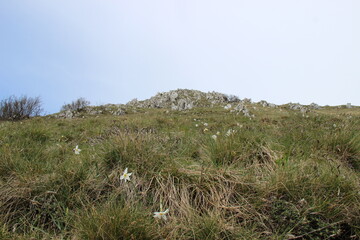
61 97 90 112
0 95 43 120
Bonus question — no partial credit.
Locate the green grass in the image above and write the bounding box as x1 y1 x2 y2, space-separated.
0 105 359 239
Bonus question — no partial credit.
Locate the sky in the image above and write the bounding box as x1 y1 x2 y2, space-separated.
0 0 359 114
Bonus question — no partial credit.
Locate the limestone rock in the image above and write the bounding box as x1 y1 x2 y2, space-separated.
232 103 253 117
125 89 241 111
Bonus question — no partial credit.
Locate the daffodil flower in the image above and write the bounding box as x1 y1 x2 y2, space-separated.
153 209 169 220
226 129 236 137
120 168 132 182
73 145 81 154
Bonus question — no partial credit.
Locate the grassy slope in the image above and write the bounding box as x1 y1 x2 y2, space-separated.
0 105 359 239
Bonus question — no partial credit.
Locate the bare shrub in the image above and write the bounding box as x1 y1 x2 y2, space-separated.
225 94 240 102
61 98 90 112
0 95 43 121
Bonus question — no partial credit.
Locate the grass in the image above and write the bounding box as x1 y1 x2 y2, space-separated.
0 104 359 239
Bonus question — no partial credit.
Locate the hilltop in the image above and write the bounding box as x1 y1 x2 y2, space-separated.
52 89 356 119
0 89 359 239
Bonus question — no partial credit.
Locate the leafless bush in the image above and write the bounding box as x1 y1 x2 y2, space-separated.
61 97 90 112
0 95 43 120
226 94 240 102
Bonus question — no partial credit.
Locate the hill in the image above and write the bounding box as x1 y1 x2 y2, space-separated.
1 89 360 239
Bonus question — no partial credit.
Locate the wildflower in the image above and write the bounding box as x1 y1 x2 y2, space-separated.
120 168 132 182
203 128 209 132
195 124 199 127
333 124 337 128
153 209 169 220
211 135 217 140
226 129 236 137
73 145 81 154
203 123 208 126
216 131 220 135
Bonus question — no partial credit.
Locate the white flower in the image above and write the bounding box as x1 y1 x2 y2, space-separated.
226 129 236 137
73 145 81 154
203 123 208 126
120 168 132 182
203 128 209 132
211 135 217 140
333 124 337 128
195 124 199 127
216 131 220 135
153 209 169 220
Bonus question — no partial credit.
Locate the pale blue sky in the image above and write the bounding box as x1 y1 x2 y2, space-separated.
1 0 359 114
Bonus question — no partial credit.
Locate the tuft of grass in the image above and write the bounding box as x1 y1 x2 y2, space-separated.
74 202 158 240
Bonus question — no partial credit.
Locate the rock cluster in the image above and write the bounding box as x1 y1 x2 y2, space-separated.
56 110 75 119
230 103 253 117
288 103 309 114
258 100 277 108
50 89 259 118
309 103 321 110
288 102 322 115
53 105 125 119
126 89 238 110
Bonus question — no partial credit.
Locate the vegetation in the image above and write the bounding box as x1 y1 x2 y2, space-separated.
0 103 359 239
0 95 43 120
61 97 90 112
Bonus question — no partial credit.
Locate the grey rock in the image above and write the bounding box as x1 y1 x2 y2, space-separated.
126 89 241 111
232 103 253 117
112 109 125 116
309 103 321 110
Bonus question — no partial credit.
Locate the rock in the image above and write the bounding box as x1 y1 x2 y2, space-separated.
232 103 253 117
64 110 74 119
258 100 277 108
54 110 74 119
127 98 138 105
111 109 125 116
309 103 321 110
288 103 309 113
259 100 269 107
169 92 178 102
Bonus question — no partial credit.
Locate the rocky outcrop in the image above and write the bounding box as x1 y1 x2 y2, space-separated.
126 89 240 110
50 89 257 118
287 102 322 114
55 110 75 119
288 103 309 114
309 103 321 110
258 100 277 108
